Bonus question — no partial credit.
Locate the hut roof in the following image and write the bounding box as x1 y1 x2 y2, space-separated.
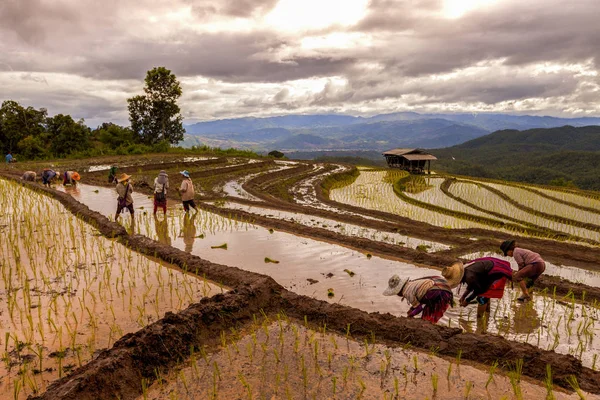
382 148 437 160
403 154 437 161
382 148 417 156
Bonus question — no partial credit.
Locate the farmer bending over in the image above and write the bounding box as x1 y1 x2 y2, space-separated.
153 170 169 216
383 265 459 323
21 171 36 182
500 240 546 302
178 170 197 213
41 169 59 187
5 152 14 164
456 258 513 317
63 171 81 186
115 173 134 220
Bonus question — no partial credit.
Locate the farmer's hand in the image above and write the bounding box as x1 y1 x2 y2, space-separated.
459 299 468 307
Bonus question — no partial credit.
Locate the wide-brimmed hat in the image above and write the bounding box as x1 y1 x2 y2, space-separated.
117 173 131 183
500 239 516 256
383 275 409 296
180 170 190 178
71 172 81 181
442 261 464 289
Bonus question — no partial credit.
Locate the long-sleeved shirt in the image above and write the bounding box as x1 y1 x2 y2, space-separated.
116 182 134 205
179 179 195 201
513 247 544 269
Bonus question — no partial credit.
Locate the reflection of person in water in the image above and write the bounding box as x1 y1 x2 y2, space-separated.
182 212 198 253
154 214 171 246
511 300 540 335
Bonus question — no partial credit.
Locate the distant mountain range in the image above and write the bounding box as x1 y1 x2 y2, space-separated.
433 125 600 190
182 112 600 151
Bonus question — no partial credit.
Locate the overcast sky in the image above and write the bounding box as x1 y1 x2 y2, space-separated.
1 0 599 126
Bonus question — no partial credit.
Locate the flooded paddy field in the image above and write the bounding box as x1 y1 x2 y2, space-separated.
0 179 222 399
56 183 600 370
3 154 600 399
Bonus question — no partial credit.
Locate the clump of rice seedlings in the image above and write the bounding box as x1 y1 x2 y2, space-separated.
268 228 274 234
366 253 372 259
343 269 355 277
327 288 335 298
565 375 585 399
264 257 280 264
211 243 228 249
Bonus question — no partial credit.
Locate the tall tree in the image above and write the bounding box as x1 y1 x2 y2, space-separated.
46 114 91 157
0 100 47 154
127 67 185 145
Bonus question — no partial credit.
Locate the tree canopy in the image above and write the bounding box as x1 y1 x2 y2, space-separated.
128 67 185 145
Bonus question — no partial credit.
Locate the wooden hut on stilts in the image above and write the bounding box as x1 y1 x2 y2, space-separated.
382 148 437 174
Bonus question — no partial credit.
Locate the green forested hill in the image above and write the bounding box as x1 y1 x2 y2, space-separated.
434 126 600 190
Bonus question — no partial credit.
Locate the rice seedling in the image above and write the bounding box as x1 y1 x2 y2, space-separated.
565 375 585 399
264 257 280 264
211 243 228 249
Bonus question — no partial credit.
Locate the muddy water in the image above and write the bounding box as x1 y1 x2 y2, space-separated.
141 321 586 400
212 200 451 252
59 184 600 368
54 184 447 315
0 179 223 399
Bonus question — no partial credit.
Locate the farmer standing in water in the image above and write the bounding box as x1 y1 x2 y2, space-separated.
153 170 169 216
501 239 546 302
178 170 197 213
115 173 134 220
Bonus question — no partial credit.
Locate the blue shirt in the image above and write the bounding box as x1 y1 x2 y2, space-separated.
5 154 13 163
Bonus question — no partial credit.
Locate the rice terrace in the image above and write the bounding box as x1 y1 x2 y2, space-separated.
0 149 599 400
3 0 600 398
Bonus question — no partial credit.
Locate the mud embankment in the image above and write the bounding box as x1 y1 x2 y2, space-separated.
34 283 600 399
3 173 598 398
86 157 228 176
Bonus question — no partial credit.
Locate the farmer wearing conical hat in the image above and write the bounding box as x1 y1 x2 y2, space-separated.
500 240 545 302
177 170 197 213
63 170 81 186
115 173 134 220
383 263 460 323
453 258 513 318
